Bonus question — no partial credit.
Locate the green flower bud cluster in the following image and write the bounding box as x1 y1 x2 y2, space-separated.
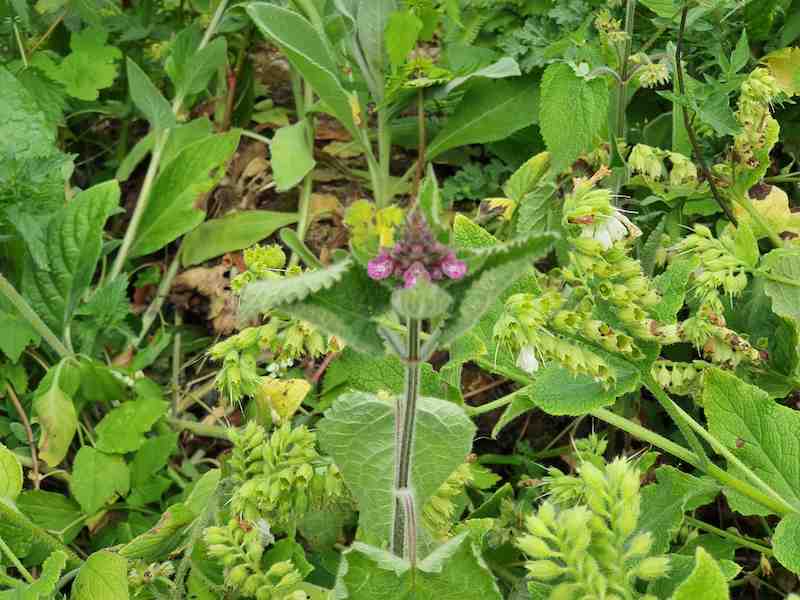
735 68 781 168
231 244 289 294
128 560 175 597
595 9 627 44
651 360 707 397
675 224 749 301
628 145 698 187
629 55 670 89
204 518 305 600
229 422 345 530
517 458 669 599
680 312 764 368
423 463 475 542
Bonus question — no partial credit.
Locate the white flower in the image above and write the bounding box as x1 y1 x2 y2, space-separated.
581 210 637 250
516 345 540 374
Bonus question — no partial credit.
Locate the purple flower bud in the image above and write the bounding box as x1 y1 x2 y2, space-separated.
403 262 430 288
441 253 467 280
367 252 394 280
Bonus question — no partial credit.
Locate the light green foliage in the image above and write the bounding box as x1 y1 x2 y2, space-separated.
761 248 800 321
166 27 228 98
773 513 800 575
271 119 316 192
539 63 609 170
32 360 78 467
0 550 67 600
0 313 41 362
336 534 502 599
183 211 298 267
70 446 130 515
671 548 730 600
126 58 176 131
703 367 800 515
72 551 130 600
34 28 121 101
318 392 474 551
385 9 423 69
94 393 168 454
22 181 119 336
427 76 540 159
129 130 241 257
0 442 22 500
0 66 58 159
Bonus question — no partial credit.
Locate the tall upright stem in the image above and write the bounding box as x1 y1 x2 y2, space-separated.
392 318 421 561
376 108 392 208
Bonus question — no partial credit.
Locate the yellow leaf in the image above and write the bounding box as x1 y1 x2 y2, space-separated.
486 197 516 220
763 47 800 96
733 185 800 241
349 94 363 127
256 377 311 424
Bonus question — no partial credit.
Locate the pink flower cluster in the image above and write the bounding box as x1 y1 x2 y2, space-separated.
367 212 467 288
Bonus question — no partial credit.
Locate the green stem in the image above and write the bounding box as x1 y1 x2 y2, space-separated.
290 79 316 268
376 108 392 208
392 318 421 562
466 386 529 417
0 535 34 584
736 192 785 249
616 0 637 144
751 270 800 287
0 273 71 358
169 418 230 440
684 516 773 556
135 249 182 347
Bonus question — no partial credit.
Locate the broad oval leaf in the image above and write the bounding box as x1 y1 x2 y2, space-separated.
126 58 175 131
182 210 298 267
72 550 130 600
774 514 800 575
0 443 22 500
271 119 316 192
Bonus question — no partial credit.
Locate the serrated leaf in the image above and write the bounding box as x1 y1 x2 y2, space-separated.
127 58 175 131
773 513 800 575
271 119 316 192
437 232 556 347
94 394 168 454
33 28 121 101
385 9 422 69
318 393 475 550
0 66 58 158
181 210 298 267
0 313 41 363
71 551 129 600
0 443 22 500
639 467 720 554
703 367 800 515
652 257 697 324
129 131 241 258
391 280 452 320
671 547 730 600
70 447 130 515
427 76 539 160
760 248 800 321
247 3 361 138
539 63 609 170
0 550 68 600
17 490 84 544
22 180 119 336
337 535 502 599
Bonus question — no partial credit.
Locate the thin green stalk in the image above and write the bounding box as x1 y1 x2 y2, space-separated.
135 250 182 347
169 418 230 440
376 107 393 207
0 273 71 358
684 516 773 556
616 0 637 144
392 318 421 562
290 78 316 268
736 192 785 249
466 386 529 417
0 535 34 584
750 270 800 287
109 0 228 280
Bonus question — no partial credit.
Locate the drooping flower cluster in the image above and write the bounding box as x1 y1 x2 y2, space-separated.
734 67 781 168
674 223 749 301
367 211 467 287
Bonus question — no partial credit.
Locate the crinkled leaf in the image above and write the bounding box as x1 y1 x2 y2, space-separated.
22 181 119 336
337 535 502 600
427 76 540 160
703 367 800 515
774 514 800 575
71 551 129 600
671 547 730 600
94 394 168 454
0 66 57 158
181 210 298 267
653 257 697 324
271 119 316 192
129 131 241 257
247 3 361 138
539 63 608 170
318 393 475 551
70 447 130 515
760 248 800 321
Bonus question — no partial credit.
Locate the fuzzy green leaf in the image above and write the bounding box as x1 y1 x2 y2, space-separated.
33 361 78 468
16 490 84 544
247 3 361 138
356 0 395 83
181 210 298 267
0 550 67 600
119 503 197 561
539 63 609 170
71 551 129 600
22 181 119 336
774 514 800 575
671 547 730 600
167 31 228 97
127 58 175 131
653 257 697 324
318 393 475 551
761 248 800 321
0 66 58 159
385 9 422 69
437 232 556 347
271 119 316 191
703 367 800 515
427 76 540 160
94 394 168 454
129 130 241 257
0 443 22 501
639 467 721 554
337 535 502 599
70 447 130 515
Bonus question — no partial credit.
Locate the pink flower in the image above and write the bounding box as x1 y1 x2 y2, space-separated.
367 252 394 280
403 262 430 288
441 253 467 280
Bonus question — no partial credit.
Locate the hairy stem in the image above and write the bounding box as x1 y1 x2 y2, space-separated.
0 535 34 584
135 249 182 347
0 273 71 359
392 318 421 561
290 77 316 268
6 383 39 489
684 516 773 556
